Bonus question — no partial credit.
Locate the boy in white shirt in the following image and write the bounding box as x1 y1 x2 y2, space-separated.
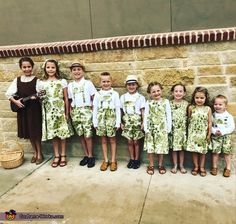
210 95 235 177
120 75 145 169
93 72 121 171
68 63 97 168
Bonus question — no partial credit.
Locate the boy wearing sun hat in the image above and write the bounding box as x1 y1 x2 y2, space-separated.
120 75 146 169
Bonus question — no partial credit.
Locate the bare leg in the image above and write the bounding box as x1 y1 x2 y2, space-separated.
80 136 88 157
199 154 206 172
51 137 60 167
84 137 93 157
148 153 154 167
224 154 231 170
134 140 140 160
191 152 199 175
179 150 187 173
128 139 135 160
158 154 166 174
109 136 117 162
60 139 66 160
212 153 219 168
171 151 178 173
30 139 37 158
101 136 108 162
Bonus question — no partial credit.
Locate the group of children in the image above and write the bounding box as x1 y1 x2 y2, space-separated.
6 57 235 177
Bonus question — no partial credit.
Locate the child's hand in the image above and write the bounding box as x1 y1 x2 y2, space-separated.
141 123 144 130
14 98 24 108
120 124 125 130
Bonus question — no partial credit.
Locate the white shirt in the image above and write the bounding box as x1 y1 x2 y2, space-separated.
143 99 172 134
5 75 41 99
93 88 121 128
120 92 145 115
68 78 97 107
212 111 235 135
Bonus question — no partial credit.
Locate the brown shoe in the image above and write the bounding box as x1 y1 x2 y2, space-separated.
36 154 44 165
100 161 109 171
110 161 117 171
31 156 37 163
210 167 218 176
223 168 231 177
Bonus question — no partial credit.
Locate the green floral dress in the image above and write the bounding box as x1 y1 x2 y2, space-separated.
169 100 188 151
144 99 170 154
41 79 73 141
186 105 210 154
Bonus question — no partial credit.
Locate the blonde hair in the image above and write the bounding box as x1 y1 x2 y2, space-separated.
214 94 228 105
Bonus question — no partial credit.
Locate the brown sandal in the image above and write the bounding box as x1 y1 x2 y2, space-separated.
51 156 60 168
59 155 67 167
210 167 218 176
191 168 198 176
223 168 231 177
147 166 154 175
199 169 207 177
158 166 166 174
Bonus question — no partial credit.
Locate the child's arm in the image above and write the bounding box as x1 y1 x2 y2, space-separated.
114 92 121 130
207 107 212 142
140 108 145 130
143 102 149 133
63 87 69 120
165 100 172 133
120 109 125 130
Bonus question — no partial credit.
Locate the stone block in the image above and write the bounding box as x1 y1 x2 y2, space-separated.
198 76 226 85
230 76 236 87
188 53 220 66
201 86 228 100
225 65 236 75
197 66 222 76
0 70 20 82
134 59 183 69
1 100 12 111
134 46 187 60
221 51 236 64
0 82 12 92
143 69 195 86
86 62 133 72
228 88 236 102
0 118 17 132
0 110 16 118
227 103 236 116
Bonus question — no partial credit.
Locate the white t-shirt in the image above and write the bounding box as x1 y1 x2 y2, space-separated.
120 92 145 115
68 78 97 107
212 111 235 135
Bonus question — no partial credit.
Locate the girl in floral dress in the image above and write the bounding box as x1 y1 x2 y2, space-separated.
144 82 172 175
186 87 212 177
40 59 73 168
169 83 188 174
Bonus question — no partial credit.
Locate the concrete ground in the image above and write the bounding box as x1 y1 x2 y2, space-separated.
0 154 235 224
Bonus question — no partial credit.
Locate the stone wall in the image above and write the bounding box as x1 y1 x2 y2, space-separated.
0 28 236 168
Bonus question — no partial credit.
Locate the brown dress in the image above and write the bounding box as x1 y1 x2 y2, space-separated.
17 76 42 140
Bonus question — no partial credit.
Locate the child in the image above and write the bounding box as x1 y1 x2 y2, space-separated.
120 75 145 169
6 57 43 165
93 72 121 171
169 83 188 174
68 62 97 168
186 87 212 177
41 59 73 168
210 95 235 177
144 82 172 175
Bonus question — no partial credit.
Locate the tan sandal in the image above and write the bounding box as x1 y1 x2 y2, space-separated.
147 166 154 175
179 166 187 174
100 161 109 171
199 169 207 177
110 161 117 171
223 168 231 177
191 168 198 176
171 166 177 174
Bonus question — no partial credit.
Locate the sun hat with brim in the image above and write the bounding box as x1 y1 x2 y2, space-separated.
125 75 138 84
69 62 85 70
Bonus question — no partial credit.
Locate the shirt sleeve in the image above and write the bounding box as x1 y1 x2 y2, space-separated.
143 101 149 133
92 93 99 127
88 81 97 96
221 113 235 135
165 99 172 133
67 83 73 99
120 95 124 109
5 78 17 99
61 79 68 88
139 95 146 109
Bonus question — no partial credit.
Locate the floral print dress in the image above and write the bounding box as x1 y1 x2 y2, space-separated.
144 99 170 154
169 100 188 151
41 79 73 141
186 105 210 154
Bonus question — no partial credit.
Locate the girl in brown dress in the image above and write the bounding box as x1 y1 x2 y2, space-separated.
6 57 43 165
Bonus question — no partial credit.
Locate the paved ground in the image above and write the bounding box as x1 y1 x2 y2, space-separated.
0 154 235 224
